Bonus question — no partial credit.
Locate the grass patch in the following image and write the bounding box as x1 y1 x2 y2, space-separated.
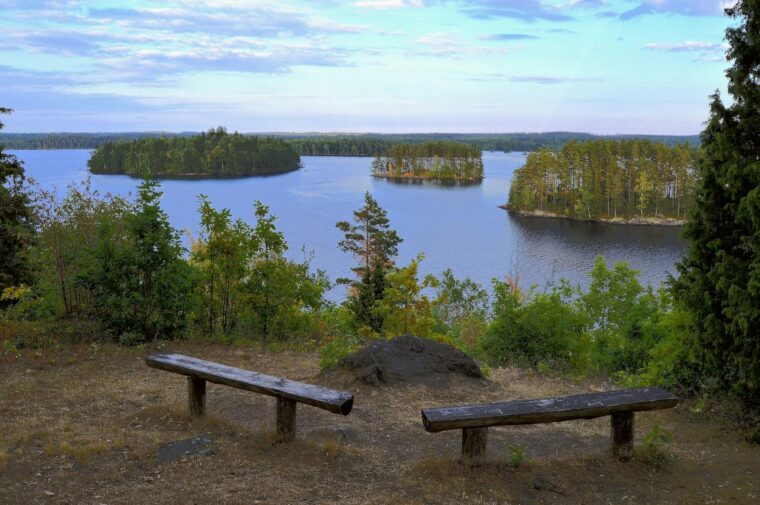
0 449 8 473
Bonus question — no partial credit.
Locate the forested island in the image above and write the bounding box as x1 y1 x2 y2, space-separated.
506 139 699 224
87 128 301 177
371 141 484 182
2 131 700 155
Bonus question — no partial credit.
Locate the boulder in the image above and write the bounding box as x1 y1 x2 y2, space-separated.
336 334 483 387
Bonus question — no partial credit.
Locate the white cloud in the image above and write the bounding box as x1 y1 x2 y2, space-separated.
621 0 737 19
353 0 424 8
644 40 726 51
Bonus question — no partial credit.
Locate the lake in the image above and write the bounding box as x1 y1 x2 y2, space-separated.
12 149 687 300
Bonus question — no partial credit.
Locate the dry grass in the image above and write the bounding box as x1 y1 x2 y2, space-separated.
1 342 759 505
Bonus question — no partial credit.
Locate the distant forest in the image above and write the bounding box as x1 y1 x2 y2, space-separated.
371 141 484 181
1 131 701 155
87 128 301 177
508 139 699 221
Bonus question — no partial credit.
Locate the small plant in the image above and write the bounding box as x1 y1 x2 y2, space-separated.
2 340 20 359
689 397 706 415
638 424 672 468
479 362 492 379
318 334 360 371
508 445 526 468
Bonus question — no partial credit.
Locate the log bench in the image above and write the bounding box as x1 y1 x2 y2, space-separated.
146 353 354 442
421 387 679 465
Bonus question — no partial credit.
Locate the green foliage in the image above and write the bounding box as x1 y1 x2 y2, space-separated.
671 1 760 407
191 195 254 336
33 180 134 319
0 108 35 295
88 127 301 177
83 180 194 342
637 425 672 469
371 141 483 181
481 280 588 371
508 445 526 468
337 192 402 333
191 199 328 342
431 268 490 351
579 257 667 374
508 139 699 221
2 131 700 153
379 254 436 337
318 333 361 371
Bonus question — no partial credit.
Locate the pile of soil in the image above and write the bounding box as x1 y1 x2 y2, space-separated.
335 334 484 387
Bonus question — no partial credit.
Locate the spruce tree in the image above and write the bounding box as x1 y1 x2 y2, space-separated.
0 108 34 294
672 1 760 405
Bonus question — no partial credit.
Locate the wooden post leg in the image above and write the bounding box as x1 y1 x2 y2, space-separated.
276 397 297 443
611 412 634 460
461 427 488 466
187 376 206 418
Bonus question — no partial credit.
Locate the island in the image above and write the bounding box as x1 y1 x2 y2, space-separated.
504 139 699 225
370 141 484 182
87 127 301 177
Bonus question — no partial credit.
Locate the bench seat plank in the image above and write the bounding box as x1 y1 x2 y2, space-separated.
422 387 678 432
146 353 353 415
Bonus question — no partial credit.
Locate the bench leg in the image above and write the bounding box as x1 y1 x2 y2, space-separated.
187 377 206 418
276 397 297 443
611 412 634 460
461 427 488 466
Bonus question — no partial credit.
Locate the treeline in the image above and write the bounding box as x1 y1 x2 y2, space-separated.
88 128 301 177
1 131 701 155
0 132 195 150
371 141 484 181
508 139 699 221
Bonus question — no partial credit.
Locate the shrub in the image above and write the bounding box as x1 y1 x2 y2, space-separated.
82 180 194 342
481 280 587 371
319 334 361 371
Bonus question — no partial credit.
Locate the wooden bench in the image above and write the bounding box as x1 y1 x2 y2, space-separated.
421 387 678 464
146 353 354 442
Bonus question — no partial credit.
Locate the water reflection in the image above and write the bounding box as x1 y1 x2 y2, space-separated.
377 176 483 188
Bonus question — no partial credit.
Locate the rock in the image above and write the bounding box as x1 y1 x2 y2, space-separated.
44 491 55 497
157 436 215 464
533 476 565 495
336 334 483 387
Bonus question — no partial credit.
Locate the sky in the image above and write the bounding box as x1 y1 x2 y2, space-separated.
0 0 738 134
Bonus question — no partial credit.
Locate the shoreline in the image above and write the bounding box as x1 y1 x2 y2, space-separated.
372 174 484 183
88 166 300 180
500 206 685 227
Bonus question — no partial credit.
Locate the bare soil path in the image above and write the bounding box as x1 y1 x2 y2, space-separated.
1 343 757 504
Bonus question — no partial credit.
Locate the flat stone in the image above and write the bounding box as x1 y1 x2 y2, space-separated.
157 436 215 464
533 475 565 495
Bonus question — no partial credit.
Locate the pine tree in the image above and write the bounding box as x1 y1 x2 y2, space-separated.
0 108 34 295
337 192 402 332
672 0 760 406
336 192 401 278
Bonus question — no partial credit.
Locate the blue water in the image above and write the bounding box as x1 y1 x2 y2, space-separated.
13 149 686 300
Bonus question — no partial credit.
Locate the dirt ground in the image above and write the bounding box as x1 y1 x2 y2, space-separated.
1 342 758 505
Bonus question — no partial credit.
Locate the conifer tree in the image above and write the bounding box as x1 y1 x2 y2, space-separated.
673 0 760 405
337 192 402 332
0 108 34 294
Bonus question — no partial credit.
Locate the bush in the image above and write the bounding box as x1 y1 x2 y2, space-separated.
82 180 195 343
481 280 587 371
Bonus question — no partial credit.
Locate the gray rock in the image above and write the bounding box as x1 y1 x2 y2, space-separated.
337 334 483 387
157 436 215 464
533 475 565 495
